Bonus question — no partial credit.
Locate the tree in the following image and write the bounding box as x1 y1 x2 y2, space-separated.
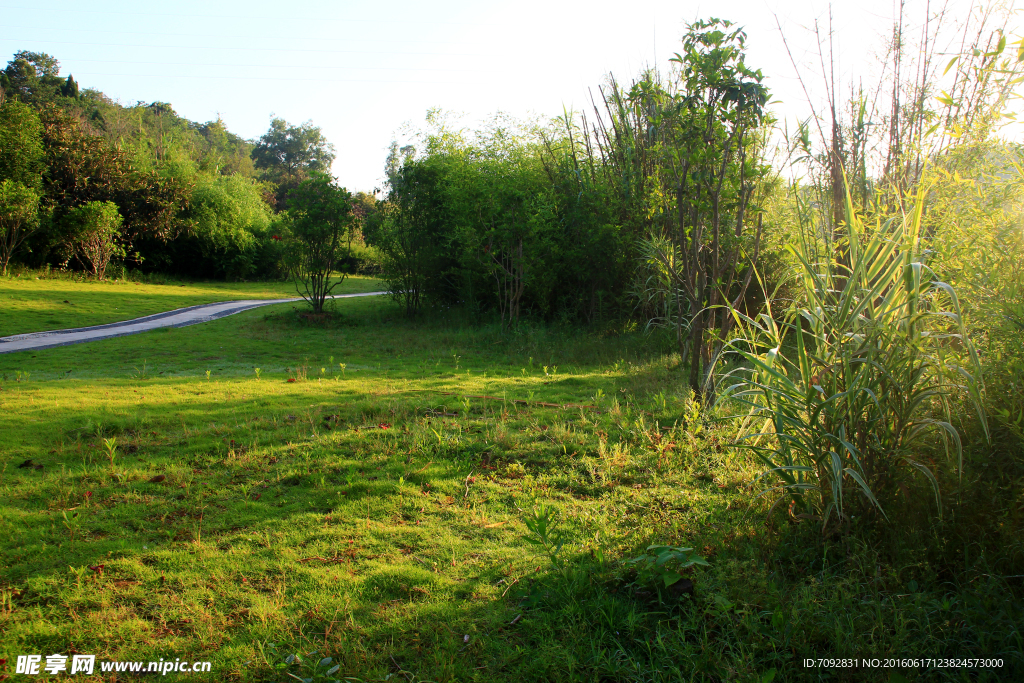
0 179 40 275
60 75 78 99
471 139 557 329
40 105 192 249
252 118 335 206
61 201 125 279
0 51 67 106
674 20 771 400
373 160 448 316
286 172 353 314
638 19 771 401
198 117 255 177
0 99 45 189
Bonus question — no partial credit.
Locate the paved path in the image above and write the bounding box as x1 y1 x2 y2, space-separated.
0 291 386 354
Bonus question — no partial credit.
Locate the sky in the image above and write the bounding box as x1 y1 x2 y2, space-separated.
0 0 1008 191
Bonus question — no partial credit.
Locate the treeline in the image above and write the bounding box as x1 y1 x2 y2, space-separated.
0 50 370 280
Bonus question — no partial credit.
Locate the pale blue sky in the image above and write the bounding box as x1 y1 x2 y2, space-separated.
0 0 996 191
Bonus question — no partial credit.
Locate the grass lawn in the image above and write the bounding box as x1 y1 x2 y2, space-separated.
0 287 1020 682
0 273 383 337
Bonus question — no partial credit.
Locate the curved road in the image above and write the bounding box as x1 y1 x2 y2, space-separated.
0 291 386 354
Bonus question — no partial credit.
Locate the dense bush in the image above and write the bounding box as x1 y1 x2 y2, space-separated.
371 114 634 323
167 174 281 280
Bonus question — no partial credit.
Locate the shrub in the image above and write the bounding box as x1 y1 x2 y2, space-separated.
172 174 277 279
0 179 40 276
59 200 125 279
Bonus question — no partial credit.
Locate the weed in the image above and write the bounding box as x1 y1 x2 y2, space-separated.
60 509 82 545
102 437 117 468
521 504 566 571
130 360 149 380
650 390 667 413
287 363 309 382
625 544 708 595
264 643 341 683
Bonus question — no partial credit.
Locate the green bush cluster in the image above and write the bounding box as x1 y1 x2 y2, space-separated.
365 118 630 324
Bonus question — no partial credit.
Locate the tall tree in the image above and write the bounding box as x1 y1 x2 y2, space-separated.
373 158 451 316
668 20 771 401
0 51 68 106
60 75 78 99
252 117 335 206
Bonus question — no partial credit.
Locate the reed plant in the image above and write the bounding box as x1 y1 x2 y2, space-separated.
722 187 987 531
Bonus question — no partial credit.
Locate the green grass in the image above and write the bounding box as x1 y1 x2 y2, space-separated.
0 272 383 337
0 293 1021 682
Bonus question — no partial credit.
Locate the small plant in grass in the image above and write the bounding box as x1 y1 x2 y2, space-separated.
193 492 206 545
264 643 341 683
338 362 346 376
254 367 261 380
626 544 709 595
205 369 211 381
650 390 668 413
61 509 82 545
102 437 118 467
521 504 567 571
130 360 149 380
286 363 309 382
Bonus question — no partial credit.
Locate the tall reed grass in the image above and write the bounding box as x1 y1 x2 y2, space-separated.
721 188 987 531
